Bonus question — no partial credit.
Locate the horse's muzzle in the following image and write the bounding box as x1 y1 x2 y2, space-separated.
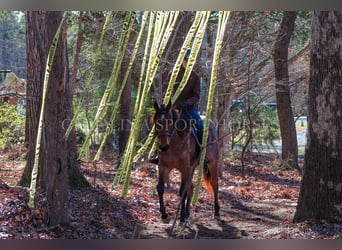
159 144 170 152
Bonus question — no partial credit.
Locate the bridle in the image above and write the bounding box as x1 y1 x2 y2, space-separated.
153 101 192 152
153 108 179 144
155 127 176 140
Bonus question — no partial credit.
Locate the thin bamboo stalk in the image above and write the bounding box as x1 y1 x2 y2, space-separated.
192 11 230 205
79 11 136 159
113 11 156 187
113 12 180 197
65 11 112 140
93 11 149 162
134 11 205 162
120 12 180 196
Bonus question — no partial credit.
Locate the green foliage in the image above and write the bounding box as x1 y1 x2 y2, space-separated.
76 126 86 144
0 101 25 149
0 11 26 78
252 104 280 145
65 11 113 142
65 11 130 151
230 101 280 148
294 11 312 48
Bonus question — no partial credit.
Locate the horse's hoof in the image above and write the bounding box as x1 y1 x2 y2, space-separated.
161 215 171 224
179 219 191 227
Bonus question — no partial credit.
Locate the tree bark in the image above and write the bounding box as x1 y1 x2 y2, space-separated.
294 11 342 223
69 11 84 155
64 23 91 189
118 48 132 156
20 11 47 189
43 12 69 226
21 11 70 226
272 11 299 171
216 84 231 177
19 11 90 190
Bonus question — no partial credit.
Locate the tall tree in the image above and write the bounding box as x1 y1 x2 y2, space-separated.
23 11 69 226
294 11 342 223
272 11 299 171
19 11 90 189
21 11 46 189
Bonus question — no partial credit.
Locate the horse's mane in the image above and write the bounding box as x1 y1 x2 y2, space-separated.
150 113 155 125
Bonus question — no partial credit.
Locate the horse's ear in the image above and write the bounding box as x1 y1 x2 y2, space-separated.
166 100 172 111
153 101 159 110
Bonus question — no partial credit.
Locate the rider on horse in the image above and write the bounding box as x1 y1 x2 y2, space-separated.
149 48 207 165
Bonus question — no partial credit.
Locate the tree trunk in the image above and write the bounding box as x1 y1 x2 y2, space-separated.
216 85 231 176
294 11 342 223
69 11 84 155
20 11 46 189
118 48 132 156
272 11 299 171
214 13 240 177
21 11 70 226
64 25 91 189
43 12 69 226
19 11 90 190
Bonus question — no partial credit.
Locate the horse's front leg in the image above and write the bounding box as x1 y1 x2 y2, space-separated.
185 180 194 221
157 167 171 223
179 172 193 224
179 181 187 223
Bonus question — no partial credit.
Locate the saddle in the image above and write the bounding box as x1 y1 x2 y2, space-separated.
174 109 209 149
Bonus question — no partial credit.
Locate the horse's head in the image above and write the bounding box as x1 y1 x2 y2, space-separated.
152 100 176 152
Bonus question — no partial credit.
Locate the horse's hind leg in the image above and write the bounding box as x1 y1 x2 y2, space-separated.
157 168 171 223
210 166 220 219
208 122 220 220
214 187 220 219
185 181 194 221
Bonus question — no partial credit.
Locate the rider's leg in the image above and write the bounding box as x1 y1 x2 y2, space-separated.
149 151 159 164
187 109 203 144
187 109 209 164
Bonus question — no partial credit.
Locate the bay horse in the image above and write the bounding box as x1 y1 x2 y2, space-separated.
151 100 220 224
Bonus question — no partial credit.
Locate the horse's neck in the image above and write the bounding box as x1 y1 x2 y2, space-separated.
173 126 190 140
171 108 193 139
172 124 199 163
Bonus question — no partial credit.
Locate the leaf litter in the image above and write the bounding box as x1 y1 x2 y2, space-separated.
0 144 341 239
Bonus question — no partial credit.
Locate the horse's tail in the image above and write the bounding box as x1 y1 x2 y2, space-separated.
202 119 219 195
202 165 214 194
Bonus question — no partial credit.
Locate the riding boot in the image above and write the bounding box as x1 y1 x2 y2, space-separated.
149 154 159 165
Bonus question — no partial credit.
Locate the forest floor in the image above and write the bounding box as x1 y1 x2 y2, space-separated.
0 143 341 239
